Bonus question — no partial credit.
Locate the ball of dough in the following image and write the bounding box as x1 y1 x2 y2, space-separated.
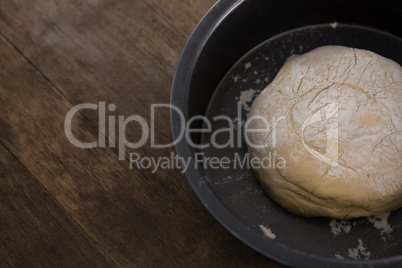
247 46 402 219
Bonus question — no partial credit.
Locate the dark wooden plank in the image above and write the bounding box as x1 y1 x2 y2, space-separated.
0 0 183 166
0 142 116 267
144 0 217 38
0 0 284 267
0 0 197 207
0 32 195 267
0 31 280 267
0 0 206 239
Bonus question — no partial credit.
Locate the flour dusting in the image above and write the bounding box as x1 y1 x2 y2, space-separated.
334 253 345 260
368 213 393 234
330 213 393 238
329 22 338 29
329 212 396 260
232 75 240 83
330 219 351 236
286 54 299 62
236 89 259 112
232 117 245 129
259 225 276 240
347 239 371 260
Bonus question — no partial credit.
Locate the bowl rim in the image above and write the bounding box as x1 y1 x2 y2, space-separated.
170 0 402 267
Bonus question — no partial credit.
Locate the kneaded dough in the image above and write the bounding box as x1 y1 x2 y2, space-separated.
247 46 402 219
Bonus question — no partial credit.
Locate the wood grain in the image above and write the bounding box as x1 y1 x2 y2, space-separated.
0 142 115 267
0 0 283 267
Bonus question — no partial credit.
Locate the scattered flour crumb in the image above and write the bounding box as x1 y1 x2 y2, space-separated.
367 212 393 236
289 47 295 54
348 239 371 260
232 117 245 129
330 213 395 259
329 22 338 29
259 225 276 240
334 253 345 260
286 54 299 62
232 75 240 83
245 62 252 69
330 212 393 238
238 89 257 112
330 219 351 236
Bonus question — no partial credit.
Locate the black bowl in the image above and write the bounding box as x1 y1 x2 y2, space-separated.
170 1 402 267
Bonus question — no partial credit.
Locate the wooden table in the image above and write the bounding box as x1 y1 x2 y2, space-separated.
0 0 283 266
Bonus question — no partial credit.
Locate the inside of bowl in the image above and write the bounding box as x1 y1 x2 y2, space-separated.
179 0 402 265
200 23 402 261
